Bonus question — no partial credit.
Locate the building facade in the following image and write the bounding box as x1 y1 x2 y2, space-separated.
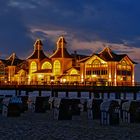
0 36 136 86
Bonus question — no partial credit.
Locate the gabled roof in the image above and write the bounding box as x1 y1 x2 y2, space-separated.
27 50 47 60
97 47 137 64
79 47 136 64
50 36 72 58
78 56 91 63
96 47 125 61
27 39 48 60
51 47 72 58
63 66 80 74
1 53 23 66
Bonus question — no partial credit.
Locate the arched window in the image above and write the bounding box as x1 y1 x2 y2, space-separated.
41 62 52 69
30 61 37 73
92 59 101 67
70 69 78 75
53 60 61 75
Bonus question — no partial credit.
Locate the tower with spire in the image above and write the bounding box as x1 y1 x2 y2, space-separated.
50 36 73 75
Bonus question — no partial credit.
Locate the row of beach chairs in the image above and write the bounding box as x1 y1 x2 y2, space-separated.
0 95 140 126
50 97 140 125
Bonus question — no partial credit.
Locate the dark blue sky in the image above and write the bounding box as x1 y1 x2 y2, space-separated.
1 0 140 80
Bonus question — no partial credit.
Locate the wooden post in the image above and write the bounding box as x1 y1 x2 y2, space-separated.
15 90 18 96
123 92 126 100
15 90 21 96
101 93 104 99
26 90 29 96
19 90 21 96
133 92 137 100
107 92 110 99
51 85 54 97
51 90 54 97
39 90 42 96
115 92 121 99
89 91 92 99
77 91 81 98
66 91 69 97
55 91 58 97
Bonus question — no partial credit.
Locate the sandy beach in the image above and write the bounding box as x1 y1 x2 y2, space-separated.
0 110 140 140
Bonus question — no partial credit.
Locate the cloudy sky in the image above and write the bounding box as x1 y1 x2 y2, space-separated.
1 0 140 80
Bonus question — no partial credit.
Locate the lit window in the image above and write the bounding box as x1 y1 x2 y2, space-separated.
92 59 101 67
30 61 37 73
70 69 78 75
41 62 52 69
53 60 61 75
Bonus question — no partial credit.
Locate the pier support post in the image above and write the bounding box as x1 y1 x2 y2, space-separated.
66 91 69 98
51 90 54 97
133 92 137 100
77 91 81 98
123 92 126 100
115 92 121 99
15 90 20 96
89 92 92 99
26 90 29 96
107 92 110 99
55 91 58 97
39 90 42 96
101 93 104 99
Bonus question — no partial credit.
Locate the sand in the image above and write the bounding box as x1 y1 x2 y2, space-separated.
0 110 140 140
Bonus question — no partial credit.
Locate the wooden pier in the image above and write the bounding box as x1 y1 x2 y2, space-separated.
0 82 140 100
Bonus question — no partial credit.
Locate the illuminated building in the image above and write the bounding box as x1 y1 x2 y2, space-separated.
0 36 137 85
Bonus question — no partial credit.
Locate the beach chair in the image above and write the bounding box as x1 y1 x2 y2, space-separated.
122 100 140 123
87 99 103 120
100 100 120 125
2 96 22 117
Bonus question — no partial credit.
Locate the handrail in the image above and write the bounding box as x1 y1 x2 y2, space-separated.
0 81 140 86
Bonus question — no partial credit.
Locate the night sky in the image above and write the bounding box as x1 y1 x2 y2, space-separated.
1 0 140 80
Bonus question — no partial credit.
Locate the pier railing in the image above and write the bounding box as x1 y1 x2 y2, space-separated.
0 82 139 92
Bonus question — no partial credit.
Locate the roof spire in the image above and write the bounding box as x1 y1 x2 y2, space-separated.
34 39 43 51
56 36 67 49
50 36 72 58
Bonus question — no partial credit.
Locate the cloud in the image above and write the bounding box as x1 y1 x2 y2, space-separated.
8 0 38 9
70 39 140 62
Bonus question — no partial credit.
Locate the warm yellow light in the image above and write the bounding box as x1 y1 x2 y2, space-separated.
38 74 43 79
70 69 78 75
62 79 66 83
92 74 97 78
